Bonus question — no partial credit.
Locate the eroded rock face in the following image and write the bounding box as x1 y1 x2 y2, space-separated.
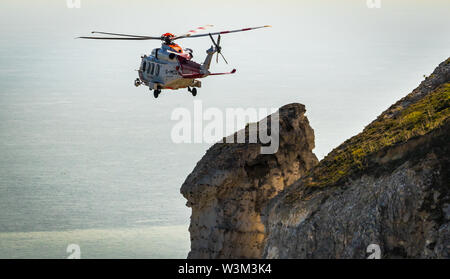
263 122 449 258
261 58 450 259
181 58 449 259
180 103 318 259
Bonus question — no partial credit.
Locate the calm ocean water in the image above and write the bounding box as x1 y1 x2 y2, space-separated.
0 0 449 258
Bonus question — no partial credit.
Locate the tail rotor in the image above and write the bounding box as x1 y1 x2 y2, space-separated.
208 33 228 64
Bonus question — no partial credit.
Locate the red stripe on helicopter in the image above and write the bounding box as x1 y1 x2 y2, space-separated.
242 28 251 31
209 69 236 75
177 73 205 79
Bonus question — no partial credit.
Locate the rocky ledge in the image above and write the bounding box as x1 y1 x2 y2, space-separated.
181 104 318 258
181 58 450 259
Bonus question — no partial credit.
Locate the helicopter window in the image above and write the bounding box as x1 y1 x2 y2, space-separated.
147 63 151 74
142 61 147 72
155 64 160 76
150 63 155 75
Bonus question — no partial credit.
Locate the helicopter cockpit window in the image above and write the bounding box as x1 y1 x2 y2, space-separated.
146 63 151 74
142 61 147 72
155 64 160 76
150 63 155 75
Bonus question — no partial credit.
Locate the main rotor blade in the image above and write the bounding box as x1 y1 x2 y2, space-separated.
77 36 156 40
174 25 271 40
90 31 161 39
175 24 214 39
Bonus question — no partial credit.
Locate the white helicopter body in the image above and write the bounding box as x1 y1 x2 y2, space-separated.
79 25 270 98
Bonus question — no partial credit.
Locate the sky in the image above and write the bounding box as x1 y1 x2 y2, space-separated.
0 0 449 258
1 1 449 160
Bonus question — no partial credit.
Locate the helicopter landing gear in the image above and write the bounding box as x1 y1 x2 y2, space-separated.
134 78 141 87
188 87 197 97
153 89 161 98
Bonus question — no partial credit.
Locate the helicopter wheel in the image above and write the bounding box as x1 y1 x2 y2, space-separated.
154 90 160 98
191 88 197 97
134 78 141 87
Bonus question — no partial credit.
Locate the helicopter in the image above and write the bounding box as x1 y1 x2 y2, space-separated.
78 25 271 98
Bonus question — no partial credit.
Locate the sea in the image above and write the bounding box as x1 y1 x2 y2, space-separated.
0 0 449 258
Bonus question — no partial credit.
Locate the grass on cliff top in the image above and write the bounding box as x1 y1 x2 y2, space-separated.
306 82 450 188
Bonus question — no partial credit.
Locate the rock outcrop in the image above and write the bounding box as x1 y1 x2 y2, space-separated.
181 104 318 258
263 121 449 258
263 58 449 259
181 57 450 259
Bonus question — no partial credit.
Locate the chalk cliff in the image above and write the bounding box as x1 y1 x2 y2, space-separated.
181 104 318 258
181 58 450 258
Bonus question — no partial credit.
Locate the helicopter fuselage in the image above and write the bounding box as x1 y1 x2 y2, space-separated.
137 43 206 91
79 24 270 98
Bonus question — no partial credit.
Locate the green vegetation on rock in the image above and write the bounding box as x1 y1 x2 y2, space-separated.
308 82 450 188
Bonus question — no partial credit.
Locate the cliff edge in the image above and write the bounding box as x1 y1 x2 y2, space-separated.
181 58 450 259
181 104 318 258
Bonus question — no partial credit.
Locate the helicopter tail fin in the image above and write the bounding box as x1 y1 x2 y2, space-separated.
203 46 215 70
